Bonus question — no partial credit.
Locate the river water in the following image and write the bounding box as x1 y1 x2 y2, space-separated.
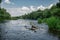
0 19 60 40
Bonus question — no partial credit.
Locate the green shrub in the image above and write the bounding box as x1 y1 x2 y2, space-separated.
42 18 47 23
0 8 11 21
38 18 42 24
46 16 60 31
56 20 60 30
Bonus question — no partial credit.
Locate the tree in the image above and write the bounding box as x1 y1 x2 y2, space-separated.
57 3 60 8
0 8 11 21
0 0 2 8
59 0 60 2
43 9 51 18
56 0 60 8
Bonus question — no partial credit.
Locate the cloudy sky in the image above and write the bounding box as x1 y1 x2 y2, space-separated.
1 0 58 16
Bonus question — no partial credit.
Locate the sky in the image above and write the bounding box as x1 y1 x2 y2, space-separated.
1 0 59 16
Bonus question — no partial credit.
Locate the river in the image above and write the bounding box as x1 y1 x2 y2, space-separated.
0 19 60 40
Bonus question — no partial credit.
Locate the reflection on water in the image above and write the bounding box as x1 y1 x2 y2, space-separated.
0 19 59 40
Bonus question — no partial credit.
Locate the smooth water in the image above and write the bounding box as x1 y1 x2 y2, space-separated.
0 19 59 40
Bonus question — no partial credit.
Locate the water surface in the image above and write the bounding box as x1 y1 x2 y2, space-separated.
0 19 59 40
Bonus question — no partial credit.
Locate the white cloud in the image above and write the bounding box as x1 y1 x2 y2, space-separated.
48 4 53 9
30 6 36 11
6 7 31 16
37 5 46 10
21 6 30 11
4 0 14 4
37 4 53 10
5 0 10 4
6 4 53 16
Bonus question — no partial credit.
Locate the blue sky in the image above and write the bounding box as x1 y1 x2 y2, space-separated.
1 0 59 16
2 0 58 8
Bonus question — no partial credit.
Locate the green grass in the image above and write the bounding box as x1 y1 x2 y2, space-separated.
38 16 60 32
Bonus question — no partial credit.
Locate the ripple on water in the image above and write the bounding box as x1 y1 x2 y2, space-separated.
0 19 59 40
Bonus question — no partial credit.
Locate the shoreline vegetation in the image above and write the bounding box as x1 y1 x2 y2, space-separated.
0 0 60 36
0 8 11 21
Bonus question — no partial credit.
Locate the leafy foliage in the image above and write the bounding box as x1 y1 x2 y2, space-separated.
38 18 42 24
46 17 59 30
0 0 2 8
21 10 43 20
0 8 11 21
0 0 2 4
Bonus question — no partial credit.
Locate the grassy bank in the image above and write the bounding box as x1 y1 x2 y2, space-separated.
38 16 60 33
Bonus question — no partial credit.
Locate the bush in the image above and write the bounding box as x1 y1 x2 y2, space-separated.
46 16 60 31
42 18 47 23
38 18 42 24
0 8 11 21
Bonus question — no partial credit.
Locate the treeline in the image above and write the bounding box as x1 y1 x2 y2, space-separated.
11 16 22 20
21 10 43 20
